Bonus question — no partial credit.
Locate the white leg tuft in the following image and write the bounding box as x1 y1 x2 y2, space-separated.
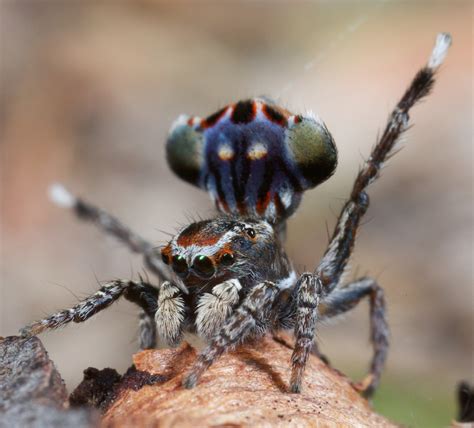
428 32 452 70
48 183 76 208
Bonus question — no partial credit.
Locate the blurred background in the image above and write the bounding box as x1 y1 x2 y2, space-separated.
1 1 472 426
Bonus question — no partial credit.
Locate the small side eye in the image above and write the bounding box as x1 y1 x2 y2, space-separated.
220 252 235 266
245 227 256 238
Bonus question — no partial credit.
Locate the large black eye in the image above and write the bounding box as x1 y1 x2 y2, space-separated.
245 227 256 238
192 255 215 278
172 255 188 277
220 252 235 266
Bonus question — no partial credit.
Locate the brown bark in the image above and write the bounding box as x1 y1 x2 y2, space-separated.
102 335 397 427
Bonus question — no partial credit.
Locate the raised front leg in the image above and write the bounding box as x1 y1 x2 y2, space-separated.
20 280 158 337
49 184 177 347
183 281 279 389
49 184 172 282
319 277 389 397
316 33 451 294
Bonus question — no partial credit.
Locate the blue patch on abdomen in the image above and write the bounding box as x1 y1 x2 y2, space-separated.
199 117 306 221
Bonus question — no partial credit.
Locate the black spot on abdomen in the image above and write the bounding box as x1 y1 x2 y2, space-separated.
231 100 256 124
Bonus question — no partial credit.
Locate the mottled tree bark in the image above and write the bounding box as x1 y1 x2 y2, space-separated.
0 335 399 427
101 335 397 427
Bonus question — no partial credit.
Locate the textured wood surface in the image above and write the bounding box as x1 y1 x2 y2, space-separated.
102 335 397 427
0 336 96 427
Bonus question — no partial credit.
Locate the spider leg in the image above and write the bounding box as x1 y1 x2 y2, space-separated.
20 280 158 338
183 281 279 389
318 277 388 397
49 183 172 282
290 273 322 393
317 33 452 293
138 309 157 349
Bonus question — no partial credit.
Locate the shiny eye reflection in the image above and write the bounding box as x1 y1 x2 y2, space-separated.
172 255 188 277
192 255 215 278
220 252 235 266
245 227 256 238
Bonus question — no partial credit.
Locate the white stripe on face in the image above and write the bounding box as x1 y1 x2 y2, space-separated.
171 220 272 265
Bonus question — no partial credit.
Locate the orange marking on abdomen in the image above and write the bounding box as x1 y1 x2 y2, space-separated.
257 191 272 215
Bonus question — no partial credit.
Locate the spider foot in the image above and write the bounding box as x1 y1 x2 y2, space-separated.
182 354 211 389
182 372 198 389
351 374 376 398
289 381 302 394
289 361 305 394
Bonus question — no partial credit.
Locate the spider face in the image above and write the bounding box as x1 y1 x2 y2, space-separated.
160 217 284 288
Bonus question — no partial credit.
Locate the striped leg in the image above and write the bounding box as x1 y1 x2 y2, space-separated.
319 277 389 397
290 273 322 393
48 184 173 347
316 33 451 294
49 184 171 282
20 280 158 337
183 281 279 389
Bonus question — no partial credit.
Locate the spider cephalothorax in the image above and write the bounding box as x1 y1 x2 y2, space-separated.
161 217 293 290
20 33 451 398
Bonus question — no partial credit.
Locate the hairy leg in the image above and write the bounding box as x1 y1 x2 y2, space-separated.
49 184 177 346
20 280 158 337
319 277 388 397
49 184 172 282
183 281 278 389
316 33 452 293
290 273 322 393
138 310 157 349
195 279 242 340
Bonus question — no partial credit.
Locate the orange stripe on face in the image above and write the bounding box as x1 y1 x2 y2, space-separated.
176 225 222 247
215 244 235 265
161 245 172 264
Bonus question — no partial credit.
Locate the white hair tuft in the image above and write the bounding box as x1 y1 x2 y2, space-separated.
48 183 76 208
428 32 452 70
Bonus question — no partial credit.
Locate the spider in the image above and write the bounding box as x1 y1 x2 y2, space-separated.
20 33 451 397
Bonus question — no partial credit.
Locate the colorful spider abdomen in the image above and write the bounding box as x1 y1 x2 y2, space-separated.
166 98 337 222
